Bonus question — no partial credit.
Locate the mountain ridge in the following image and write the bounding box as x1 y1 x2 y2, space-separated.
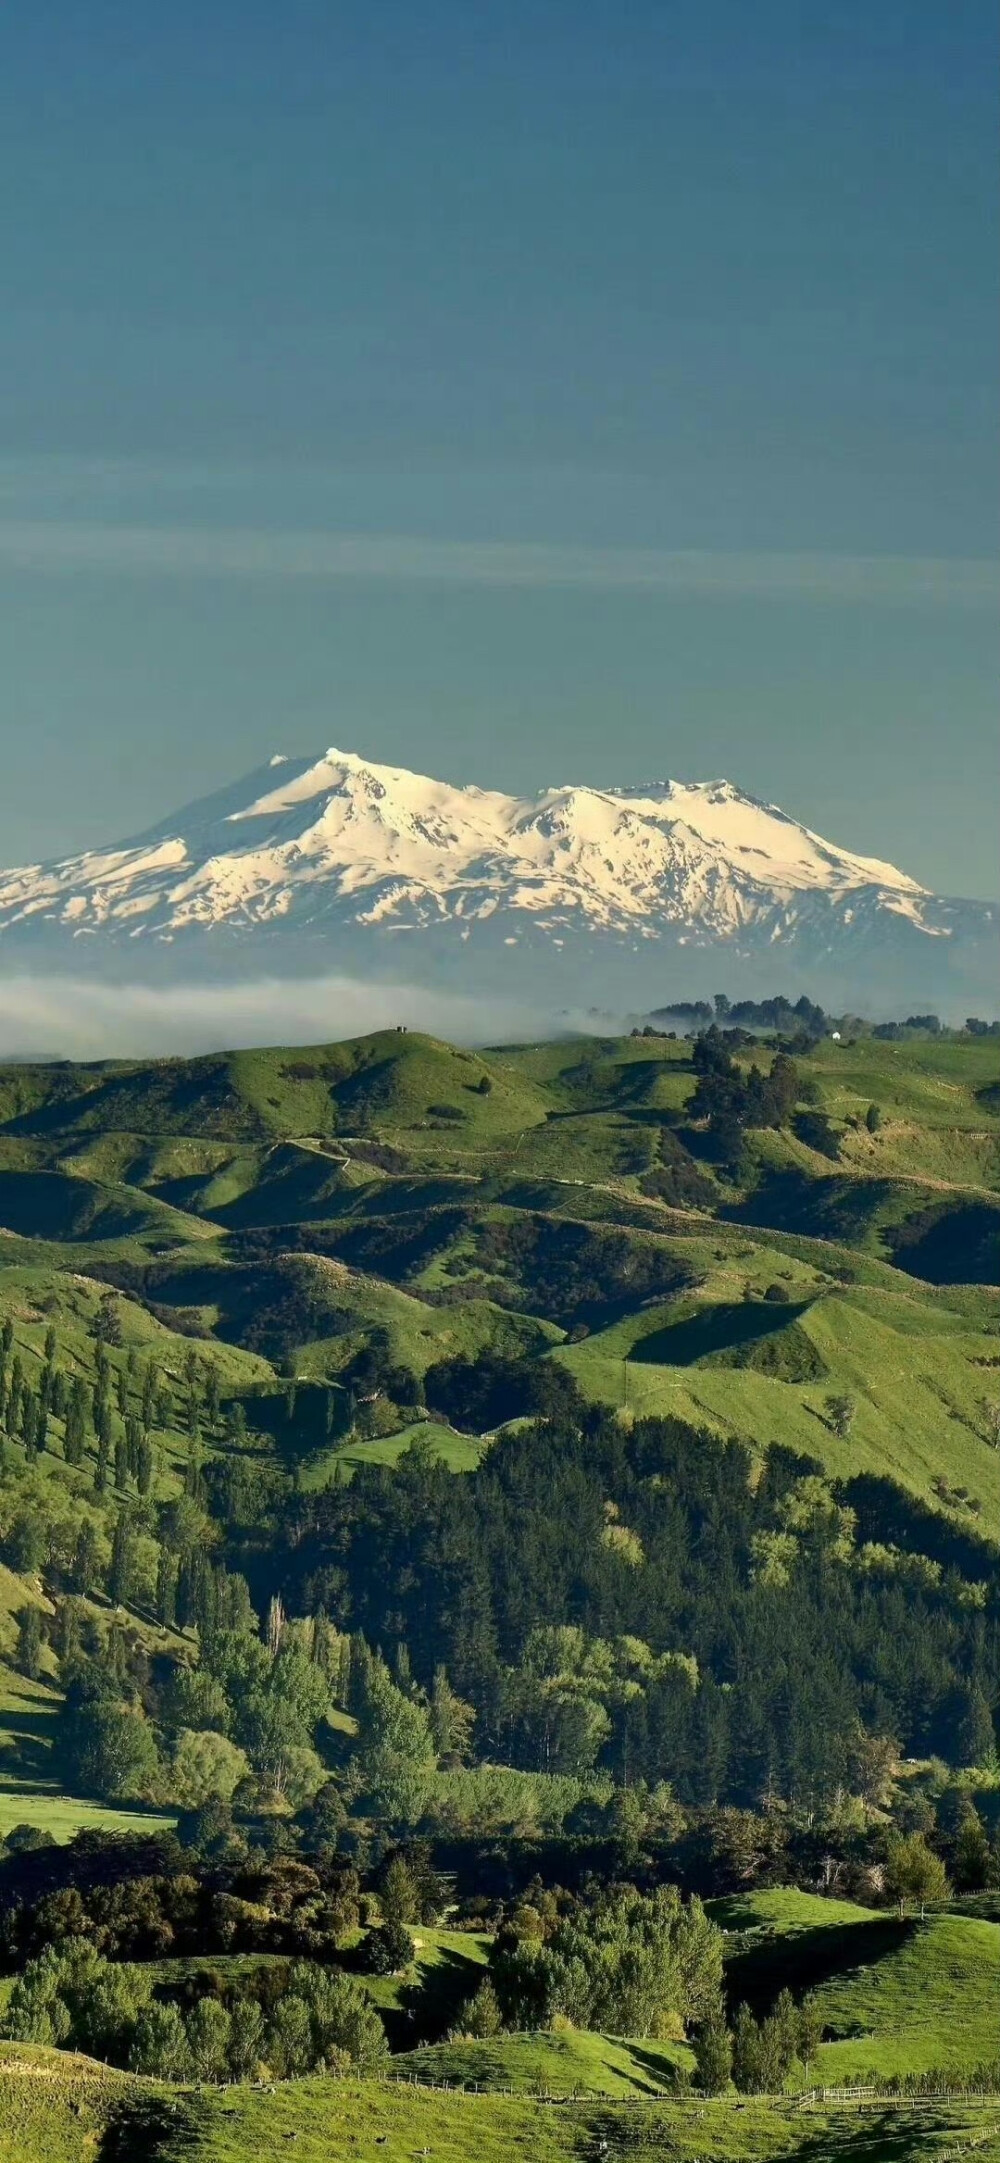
0 746 994 1012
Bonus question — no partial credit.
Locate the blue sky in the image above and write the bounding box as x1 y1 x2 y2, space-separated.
0 0 996 894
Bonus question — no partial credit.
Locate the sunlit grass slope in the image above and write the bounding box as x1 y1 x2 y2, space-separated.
393 2026 693 2094
0 2037 998 2161
716 1887 1000 2085
97 2074 1000 2163
558 1268 1000 1533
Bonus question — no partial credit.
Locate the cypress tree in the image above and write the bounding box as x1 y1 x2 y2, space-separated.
312 1609 332 1674
176 1553 197 1631
6 1354 23 1436
21 1389 39 1462
195 1559 219 1638
16 1605 43 1682
53 1595 84 1676
93 1433 110 1497
71 1519 101 1596
64 1376 90 1467
109 1511 134 1607
0 1331 11 1426
96 1293 122 1347
185 1437 203 1502
125 1414 142 1479
155 1547 177 1629
104 1619 130 1686
731 2005 763 2094
957 1683 996 1769
226 1400 247 1448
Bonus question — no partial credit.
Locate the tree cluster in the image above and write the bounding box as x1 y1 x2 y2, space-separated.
486 1882 722 2040
5 1941 386 2082
689 1033 802 1166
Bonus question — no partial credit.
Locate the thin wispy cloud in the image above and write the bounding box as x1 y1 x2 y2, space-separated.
0 519 995 608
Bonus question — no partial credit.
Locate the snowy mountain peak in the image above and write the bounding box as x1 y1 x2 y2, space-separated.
0 745 992 1011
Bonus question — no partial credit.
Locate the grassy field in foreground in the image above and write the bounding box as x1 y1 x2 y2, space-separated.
102 2077 1000 2163
0 2046 137 2163
1 2044 1000 2163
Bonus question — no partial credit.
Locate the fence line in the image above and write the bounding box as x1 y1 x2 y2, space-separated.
359 2071 1000 2113
815 2086 1000 2107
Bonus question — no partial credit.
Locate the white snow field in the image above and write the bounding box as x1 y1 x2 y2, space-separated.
0 747 993 1010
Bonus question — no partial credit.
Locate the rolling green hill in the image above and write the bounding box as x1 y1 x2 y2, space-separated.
714 1886 1000 2085
0 1022 995 1843
392 2025 694 2093
0 1022 999 2163
0 1024 997 1537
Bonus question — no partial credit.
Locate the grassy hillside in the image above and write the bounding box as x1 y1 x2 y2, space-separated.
2 2047 998 2163
0 1885 998 2158
558 1273 1000 1522
715 1887 1000 2085
812 1914 1000 2083
0 1022 997 1534
393 2026 694 2093
0 2045 135 2163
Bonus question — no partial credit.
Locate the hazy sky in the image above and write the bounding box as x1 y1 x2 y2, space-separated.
0 0 996 896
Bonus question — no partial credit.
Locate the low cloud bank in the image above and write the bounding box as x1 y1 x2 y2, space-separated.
0 973 595 1062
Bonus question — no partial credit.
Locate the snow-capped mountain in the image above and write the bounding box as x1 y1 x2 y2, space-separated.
0 748 994 1012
